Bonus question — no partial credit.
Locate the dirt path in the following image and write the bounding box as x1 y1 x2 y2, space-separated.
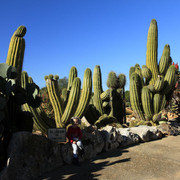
39 135 180 180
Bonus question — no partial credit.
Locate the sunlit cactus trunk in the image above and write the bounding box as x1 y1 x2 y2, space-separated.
93 65 104 116
6 25 26 84
146 19 158 85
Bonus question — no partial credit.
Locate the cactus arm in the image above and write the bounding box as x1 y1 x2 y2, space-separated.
46 76 63 128
146 19 159 85
74 68 92 118
141 86 153 120
6 26 26 84
67 66 77 91
61 77 81 126
93 65 104 116
130 72 145 120
162 65 176 95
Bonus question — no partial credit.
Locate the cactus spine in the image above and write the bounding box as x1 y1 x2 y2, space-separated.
146 19 158 85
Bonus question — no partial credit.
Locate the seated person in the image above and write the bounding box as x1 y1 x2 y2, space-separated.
66 117 84 165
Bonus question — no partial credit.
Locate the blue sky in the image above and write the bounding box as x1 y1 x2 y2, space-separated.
0 0 180 91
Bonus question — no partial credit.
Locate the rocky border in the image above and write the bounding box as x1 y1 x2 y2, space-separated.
0 122 180 180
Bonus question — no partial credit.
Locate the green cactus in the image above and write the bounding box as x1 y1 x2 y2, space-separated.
146 19 159 85
106 71 120 119
154 75 164 92
141 65 152 85
141 86 153 120
153 93 162 114
160 94 166 111
44 67 93 128
162 65 176 95
6 25 26 84
135 66 144 88
74 68 92 118
118 73 126 88
67 66 77 91
100 89 110 101
118 73 126 123
94 114 119 129
93 65 104 116
159 44 170 75
46 75 63 127
130 72 145 120
129 66 135 79
22 72 55 134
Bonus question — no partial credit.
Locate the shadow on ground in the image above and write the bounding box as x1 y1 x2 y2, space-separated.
38 147 132 180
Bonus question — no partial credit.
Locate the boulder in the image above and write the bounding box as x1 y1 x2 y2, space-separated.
0 132 63 180
157 123 180 136
117 127 140 146
99 126 123 151
81 126 104 160
130 125 162 142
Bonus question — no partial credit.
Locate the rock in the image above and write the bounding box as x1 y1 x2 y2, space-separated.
157 123 180 136
61 142 73 164
99 126 123 151
117 127 140 146
81 126 104 160
0 132 63 180
130 125 162 142
81 116 91 127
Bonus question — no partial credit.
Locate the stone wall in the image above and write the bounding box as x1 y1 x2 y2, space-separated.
0 123 180 180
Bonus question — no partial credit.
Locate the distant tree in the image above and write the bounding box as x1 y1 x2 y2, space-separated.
58 76 68 91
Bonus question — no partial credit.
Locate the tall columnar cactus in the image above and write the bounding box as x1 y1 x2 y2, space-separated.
6 25 26 84
118 73 126 123
44 67 92 128
45 75 63 127
141 86 153 120
74 68 92 118
93 65 104 116
146 19 159 85
106 71 119 118
67 66 77 91
130 72 145 120
129 66 135 79
60 77 81 125
159 44 170 75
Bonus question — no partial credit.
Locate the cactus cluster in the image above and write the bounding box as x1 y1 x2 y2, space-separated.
43 67 92 128
129 19 178 122
84 66 126 127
